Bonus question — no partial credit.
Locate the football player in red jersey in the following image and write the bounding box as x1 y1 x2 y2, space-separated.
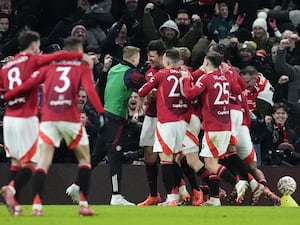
182 52 249 206
3 37 104 216
139 48 189 206
137 40 166 206
0 31 93 216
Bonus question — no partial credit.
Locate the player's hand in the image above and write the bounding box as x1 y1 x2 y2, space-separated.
144 3 154 14
82 54 95 69
99 114 106 128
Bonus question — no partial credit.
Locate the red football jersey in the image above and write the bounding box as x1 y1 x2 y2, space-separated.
5 60 104 122
244 73 269 111
183 70 231 132
139 67 189 123
0 51 83 117
144 67 159 117
224 64 250 126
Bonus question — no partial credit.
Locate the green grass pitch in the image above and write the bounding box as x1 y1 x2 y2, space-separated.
0 205 299 225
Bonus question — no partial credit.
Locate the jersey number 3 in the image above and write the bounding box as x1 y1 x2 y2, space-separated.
54 67 71 93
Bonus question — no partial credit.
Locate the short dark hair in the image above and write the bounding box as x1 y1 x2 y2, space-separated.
18 30 40 51
176 9 190 18
63 36 83 51
0 13 9 20
165 48 180 64
147 39 166 56
85 44 101 54
240 65 258 76
205 52 222 68
273 102 289 114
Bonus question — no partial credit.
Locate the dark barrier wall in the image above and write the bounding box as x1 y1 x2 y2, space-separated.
0 163 299 205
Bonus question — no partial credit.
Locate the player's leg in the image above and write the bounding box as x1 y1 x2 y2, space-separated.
156 121 186 206
66 126 107 203
137 146 161 206
32 142 55 216
236 125 265 205
138 116 161 206
1 116 39 215
201 131 248 204
172 156 190 204
32 121 61 216
184 153 205 206
248 160 281 205
73 143 94 215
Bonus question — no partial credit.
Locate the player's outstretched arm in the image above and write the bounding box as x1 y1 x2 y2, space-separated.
36 51 83 67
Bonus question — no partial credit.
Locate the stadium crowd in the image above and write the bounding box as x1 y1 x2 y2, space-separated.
0 0 300 216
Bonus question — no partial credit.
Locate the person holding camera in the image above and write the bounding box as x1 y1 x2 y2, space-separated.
261 102 299 165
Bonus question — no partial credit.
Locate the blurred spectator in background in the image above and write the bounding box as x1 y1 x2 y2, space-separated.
208 2 234 42
101 16 128 63
83 0 113 47
261 102 299 166
275 37 300 135
251 12 273 53
123 91 144 164
81 110 98 154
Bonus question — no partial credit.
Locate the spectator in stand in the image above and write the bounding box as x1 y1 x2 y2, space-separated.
207 2 234 42
82 0 113 47
100 16 128 64
85 45 113 103
143 9 203 51
230 40 263 71
261 102 299 165
142 0 170 39
121 0 145 50
280 29 300 66
80 110 98 155
275 37 300 135
251 12 274 53
175 9 201 39
233 0 271 31
123 91 144 164
0 13 18 50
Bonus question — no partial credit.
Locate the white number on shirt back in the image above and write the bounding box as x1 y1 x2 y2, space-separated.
8 67 22 90
167 75 185 97
213 82 229 105
54 67 71 93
